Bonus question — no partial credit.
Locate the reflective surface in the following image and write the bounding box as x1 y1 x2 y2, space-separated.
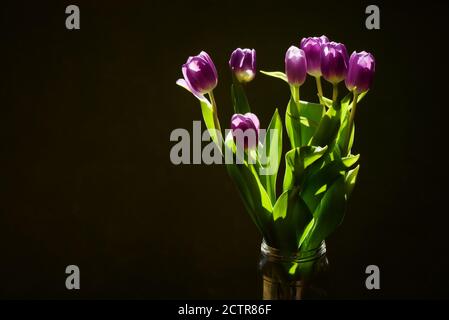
259 240 329 300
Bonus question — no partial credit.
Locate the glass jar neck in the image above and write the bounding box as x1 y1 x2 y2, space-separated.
260 239 326 263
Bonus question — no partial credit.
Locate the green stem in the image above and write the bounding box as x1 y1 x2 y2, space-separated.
315 76 324 105
208 91 223 147
291 85 301 114
332 83 338 104
345 91 359 155
208 91 221 130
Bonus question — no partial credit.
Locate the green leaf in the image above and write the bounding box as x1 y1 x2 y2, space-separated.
286 146 329 177
272 190 290 221
336 121 355 156
341 92 352 110
298 218 315 250
345 164 360 198
282 162 294 192
285 98 325 149
177 80 223 152
225 138 274 243
334 93 353 156
260 70 288 83
301 154 359 213
298 101 325 145
355 91 368 106
283 145 328 191
321 96 333 109
231 76 251 114
342 91 367 111
259 109 282 205
334 91 366 156
200 100 222 152
335 92 366 156
285 146 327 174
285 97 302 149
310 104 341 148
272 189 312 252
347 122 355 153
303 176 347 250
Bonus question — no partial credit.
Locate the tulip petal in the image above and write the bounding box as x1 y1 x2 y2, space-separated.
321 42 349 84
231 113 260 150
229 48 244 70
245 112 260 131
345 51 375 93
199 51 218 81
285 46 307 85
176 78 208 103
300 37 328 77
229 48 257 83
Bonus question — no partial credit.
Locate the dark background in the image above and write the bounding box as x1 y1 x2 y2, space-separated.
1 0 448 299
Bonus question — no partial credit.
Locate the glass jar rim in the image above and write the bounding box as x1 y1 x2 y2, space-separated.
261 239 326 263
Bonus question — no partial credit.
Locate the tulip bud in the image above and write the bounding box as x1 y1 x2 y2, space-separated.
285 46 307 86
181 51 218 96
231 113 260 150
229 48 256 83
320 42 349 84
300 35 329 77
345 51 376 93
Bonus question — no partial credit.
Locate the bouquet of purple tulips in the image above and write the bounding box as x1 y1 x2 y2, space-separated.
176 36 375 259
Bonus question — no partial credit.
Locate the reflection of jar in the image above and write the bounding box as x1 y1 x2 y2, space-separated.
259 239 329 300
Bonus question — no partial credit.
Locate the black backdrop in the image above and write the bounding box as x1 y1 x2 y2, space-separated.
1 0 448 299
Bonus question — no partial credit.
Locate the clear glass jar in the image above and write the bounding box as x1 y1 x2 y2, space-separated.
259 239 329 300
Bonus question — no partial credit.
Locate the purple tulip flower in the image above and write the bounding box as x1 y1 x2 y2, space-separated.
300 35 329 77
177 51 217 99
229 48 256 83
231 113 260 150
320 42 349 84
285 46 307 86
345 51 376 93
